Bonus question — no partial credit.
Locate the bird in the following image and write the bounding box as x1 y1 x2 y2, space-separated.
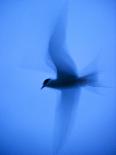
41 1 99 154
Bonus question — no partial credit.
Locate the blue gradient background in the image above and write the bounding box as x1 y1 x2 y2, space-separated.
0 0 116 155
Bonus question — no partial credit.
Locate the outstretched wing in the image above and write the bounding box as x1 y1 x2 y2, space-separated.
48 1 78 79
53 88 81 154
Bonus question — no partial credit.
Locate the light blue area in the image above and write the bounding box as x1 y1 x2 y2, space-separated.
0 0 116 155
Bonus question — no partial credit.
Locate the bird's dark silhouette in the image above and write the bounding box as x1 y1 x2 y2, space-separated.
41 1 99 154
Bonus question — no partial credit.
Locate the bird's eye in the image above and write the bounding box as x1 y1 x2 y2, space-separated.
43 79 50 85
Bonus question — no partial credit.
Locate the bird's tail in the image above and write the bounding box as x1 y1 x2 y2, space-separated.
78 71 105 95
79 71 99 87
78 70 109 95
78 53 108 91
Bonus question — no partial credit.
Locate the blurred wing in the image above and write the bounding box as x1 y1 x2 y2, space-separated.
53 87 80 154
48 2 78 79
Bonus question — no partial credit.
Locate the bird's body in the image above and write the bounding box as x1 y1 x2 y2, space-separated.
43 76 93 89
42 71 98 90
44 77 77 89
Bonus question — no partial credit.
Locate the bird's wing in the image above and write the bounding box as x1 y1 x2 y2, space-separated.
53 87 80 154
48 1 78 79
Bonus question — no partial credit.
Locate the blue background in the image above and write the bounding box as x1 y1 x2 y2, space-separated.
0 0 116 154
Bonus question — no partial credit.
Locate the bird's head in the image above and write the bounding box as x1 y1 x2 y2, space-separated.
41 78 51 89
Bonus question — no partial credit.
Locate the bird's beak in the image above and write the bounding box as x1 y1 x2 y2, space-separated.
41 85 44 89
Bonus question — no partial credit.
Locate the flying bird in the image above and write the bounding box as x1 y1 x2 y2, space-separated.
41 1 99 154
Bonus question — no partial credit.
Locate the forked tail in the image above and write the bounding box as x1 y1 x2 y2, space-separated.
79 71 99 87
